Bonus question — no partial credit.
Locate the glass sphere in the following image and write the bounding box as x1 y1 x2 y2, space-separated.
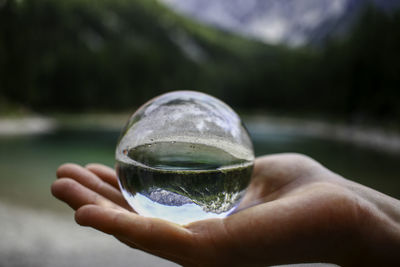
115 91 254 225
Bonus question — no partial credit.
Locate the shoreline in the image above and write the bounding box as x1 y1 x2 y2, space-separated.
0 116 57 135
1 114 399 154
0 201 179 267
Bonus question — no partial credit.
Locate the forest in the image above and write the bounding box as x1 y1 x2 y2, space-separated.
1 0 399 126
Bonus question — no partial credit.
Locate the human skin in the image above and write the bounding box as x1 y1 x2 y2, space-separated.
51 153 400 267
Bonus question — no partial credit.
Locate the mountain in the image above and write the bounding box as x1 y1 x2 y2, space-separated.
0 0 273 111
159 0 400 46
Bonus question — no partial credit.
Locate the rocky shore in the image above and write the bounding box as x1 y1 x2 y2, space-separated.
0 201 178 267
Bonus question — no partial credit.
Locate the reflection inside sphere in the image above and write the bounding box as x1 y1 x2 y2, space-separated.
116 91 254 224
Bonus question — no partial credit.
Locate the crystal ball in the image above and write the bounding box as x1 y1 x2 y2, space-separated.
115 91 254 225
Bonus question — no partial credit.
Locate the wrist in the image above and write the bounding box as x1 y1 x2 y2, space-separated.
351 188 400 266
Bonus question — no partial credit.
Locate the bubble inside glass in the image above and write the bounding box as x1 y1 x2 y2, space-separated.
115 91 254 225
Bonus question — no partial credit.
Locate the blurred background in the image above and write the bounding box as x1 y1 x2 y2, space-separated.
1 0 400 266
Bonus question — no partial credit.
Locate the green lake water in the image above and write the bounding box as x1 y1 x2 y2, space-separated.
0 122 399 212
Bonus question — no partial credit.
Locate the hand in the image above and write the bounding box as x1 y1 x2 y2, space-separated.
51 153 400 267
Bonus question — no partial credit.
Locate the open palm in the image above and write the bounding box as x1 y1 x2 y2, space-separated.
52 153 399 267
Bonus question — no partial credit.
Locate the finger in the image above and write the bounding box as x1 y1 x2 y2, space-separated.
85 163 120 190
51 178 126 211
75 205 196 261
57 163 130 209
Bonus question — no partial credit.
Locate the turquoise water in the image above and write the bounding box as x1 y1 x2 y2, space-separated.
0 129 116 210
0 124 399 211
